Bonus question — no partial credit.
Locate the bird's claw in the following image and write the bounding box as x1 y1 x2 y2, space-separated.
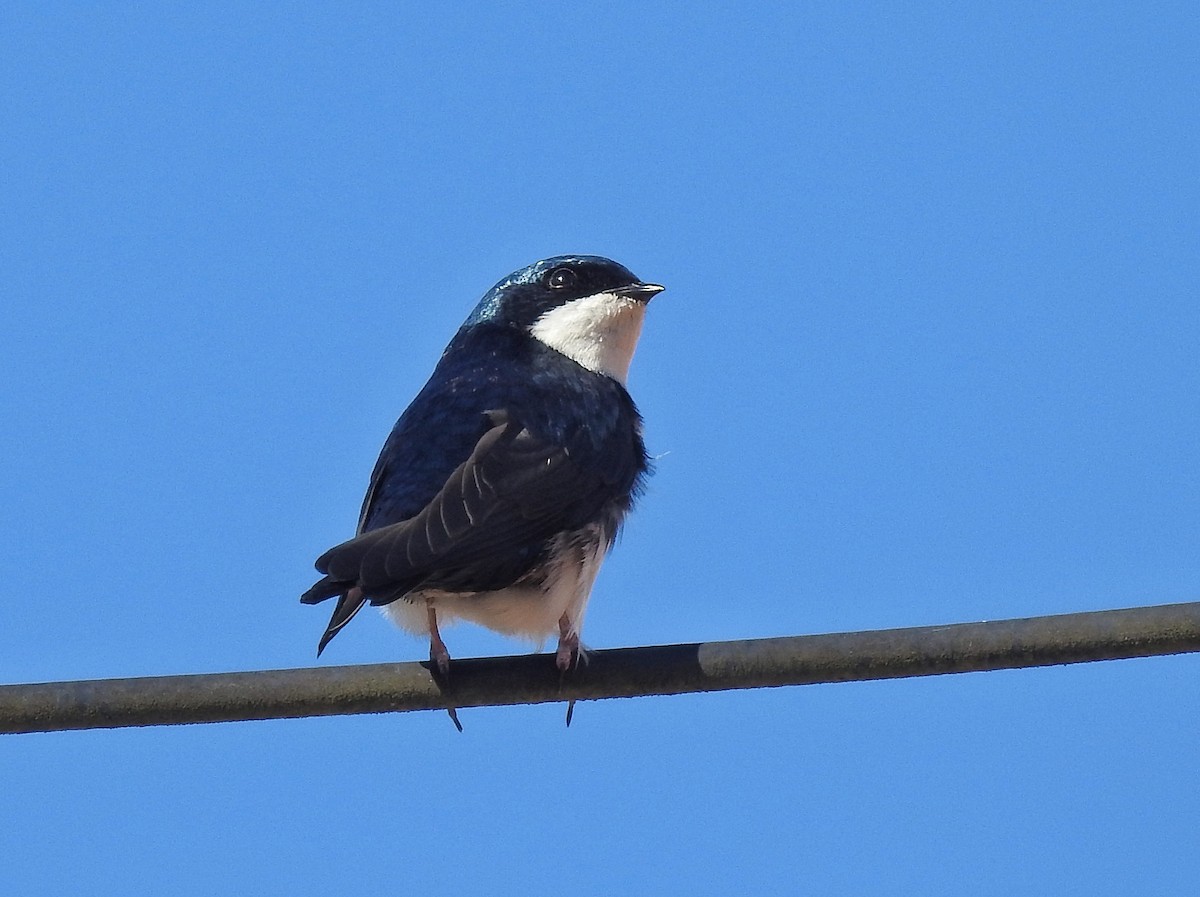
426 603 461 730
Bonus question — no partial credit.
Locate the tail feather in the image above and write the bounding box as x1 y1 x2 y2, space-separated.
302 563 422 654
300 574 347 605
313 586 367 657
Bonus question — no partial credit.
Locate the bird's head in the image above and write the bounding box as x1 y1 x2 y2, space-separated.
464 255 664 384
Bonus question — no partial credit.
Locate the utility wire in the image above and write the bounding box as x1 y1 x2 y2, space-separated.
2 601 1198 734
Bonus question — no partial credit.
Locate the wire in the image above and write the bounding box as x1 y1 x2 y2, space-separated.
2 601 1197 734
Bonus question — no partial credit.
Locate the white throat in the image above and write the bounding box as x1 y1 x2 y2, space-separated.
529 291 647 384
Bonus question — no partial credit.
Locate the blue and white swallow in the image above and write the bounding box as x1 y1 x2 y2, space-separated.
302 255 662 685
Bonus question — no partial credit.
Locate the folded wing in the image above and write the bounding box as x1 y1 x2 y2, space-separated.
300 409 625 652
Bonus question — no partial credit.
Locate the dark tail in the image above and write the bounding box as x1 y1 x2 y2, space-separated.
301 580 367 656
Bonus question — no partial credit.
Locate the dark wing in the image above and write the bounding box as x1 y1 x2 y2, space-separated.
300 409 624 652
354 440 390 535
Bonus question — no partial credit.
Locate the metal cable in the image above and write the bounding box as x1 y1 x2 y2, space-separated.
3 601 1198 734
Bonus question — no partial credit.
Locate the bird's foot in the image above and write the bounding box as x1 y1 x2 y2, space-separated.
555 613 581 673
427 602 461 732
427 602 452 677
555 636 580 673
429 641 451 678
557 613 583 727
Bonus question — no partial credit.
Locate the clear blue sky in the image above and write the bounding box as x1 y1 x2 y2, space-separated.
3 3 1197 894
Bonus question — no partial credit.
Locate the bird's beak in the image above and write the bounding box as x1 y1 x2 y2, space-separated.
614 282 665 302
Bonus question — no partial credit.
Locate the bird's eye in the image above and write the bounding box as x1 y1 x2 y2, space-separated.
547 267 577 290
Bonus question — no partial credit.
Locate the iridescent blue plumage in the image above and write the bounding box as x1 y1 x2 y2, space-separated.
465 255 641 326
359 325 645 538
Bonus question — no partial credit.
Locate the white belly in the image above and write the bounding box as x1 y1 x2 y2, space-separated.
380 527 607 647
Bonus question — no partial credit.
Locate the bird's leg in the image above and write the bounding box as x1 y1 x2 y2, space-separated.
426 599 462 732
557 612 580 727
555 612 579 672
427 599 451 676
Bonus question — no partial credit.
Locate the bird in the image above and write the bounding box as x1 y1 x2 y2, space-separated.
301 254 663 689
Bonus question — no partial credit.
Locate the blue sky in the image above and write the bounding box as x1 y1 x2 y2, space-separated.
2 3 1197 894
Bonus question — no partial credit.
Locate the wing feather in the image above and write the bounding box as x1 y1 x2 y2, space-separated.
308 410 621 605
